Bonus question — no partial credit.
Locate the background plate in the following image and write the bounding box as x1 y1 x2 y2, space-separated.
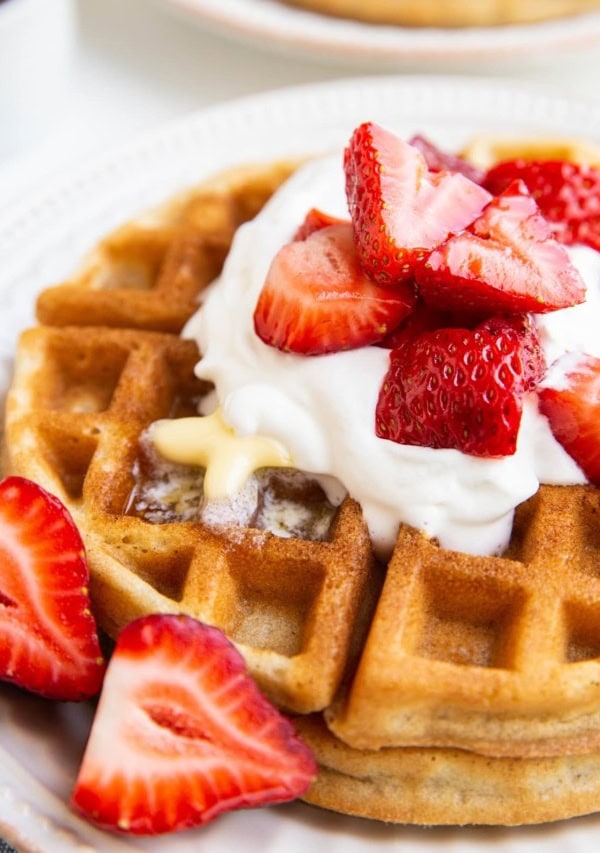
156 0 600 67
1 75 600 851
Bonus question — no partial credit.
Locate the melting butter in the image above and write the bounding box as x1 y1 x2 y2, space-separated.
149 409 293 500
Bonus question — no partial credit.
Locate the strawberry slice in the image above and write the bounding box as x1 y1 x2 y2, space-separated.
253 222 415 355
538 353 600 483
71 615 317 835
344 122 491 285
375 320 540 456
293 207 349 240
484 159 600 251
408 134 486 185
417 181 586 315
0 476 105 700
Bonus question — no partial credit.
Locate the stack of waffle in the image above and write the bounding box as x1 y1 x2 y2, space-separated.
4 141 600 826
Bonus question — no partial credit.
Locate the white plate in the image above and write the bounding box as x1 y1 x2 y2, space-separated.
155 0 600 67
2 74 600 852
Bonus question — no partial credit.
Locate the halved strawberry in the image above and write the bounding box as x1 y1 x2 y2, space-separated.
376 321 537 456
408 134 486 185
253 222 415 355
0 476 105 700
293 207 349 240
417 181 586 315
538 353 600 483
344 122 491 285
484 159 600 251
71 615 317 835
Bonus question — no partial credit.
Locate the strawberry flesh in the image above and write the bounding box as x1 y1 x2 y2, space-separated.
344 121 492 285
417 180 586 315
408 134 486 185
484 158 600 251
71 614 317 835
0 476 105 700
538 354 600 483
253 222 415 355
376 321 540 456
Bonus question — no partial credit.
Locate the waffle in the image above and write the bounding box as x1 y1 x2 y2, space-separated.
280 0 600 27
3 163 378 716
326 483 600 758
294 714 600 826
4 143 600 825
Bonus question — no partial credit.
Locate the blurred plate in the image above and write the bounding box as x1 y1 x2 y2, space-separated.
1 74 600 851
157 0 600 66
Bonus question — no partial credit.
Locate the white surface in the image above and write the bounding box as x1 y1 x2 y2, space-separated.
159 0 600 65
2 0 600 217
2 73 600 852
0 0 75 158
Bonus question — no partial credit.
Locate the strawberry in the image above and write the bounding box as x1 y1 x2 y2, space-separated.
0 476 105 700
408 134 486 185
293 207 349 240
538 354 600 483
71 615 317 835
484 159 600 251
253 222 415 355
375 321 538 456
343 121 491 285
417 181 586 315
479 313 546 391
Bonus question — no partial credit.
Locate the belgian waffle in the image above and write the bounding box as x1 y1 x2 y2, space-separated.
280 0 600 27
4 139 600 826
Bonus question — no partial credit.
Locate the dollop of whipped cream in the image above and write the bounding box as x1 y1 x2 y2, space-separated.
185 154 600 558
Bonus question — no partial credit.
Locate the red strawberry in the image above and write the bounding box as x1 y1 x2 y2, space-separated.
254 222 415 355
538 353 600 483
417 181 586 315
484 159 600 251
293 207 349 240
344 122 491 285
479 314 546 391
0 476 105 700
408 134 486 185
375 322 535 456
72 615 317 835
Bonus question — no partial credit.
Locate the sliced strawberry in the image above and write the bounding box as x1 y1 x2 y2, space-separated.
254 222 415 355
293 207 349 240
376 322 535 456
417 181 586 315
538 353 600 483
484 159 600 251
408 134 486 185
72 615 316 835
0 476 105 700
344 122 491 285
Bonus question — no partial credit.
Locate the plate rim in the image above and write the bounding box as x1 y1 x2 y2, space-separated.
154 0 600 63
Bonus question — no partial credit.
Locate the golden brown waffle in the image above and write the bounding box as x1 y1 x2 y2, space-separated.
2 163 378 717
326 484 600 758
295 714 600 826
5 146 600 825
280 0 600 27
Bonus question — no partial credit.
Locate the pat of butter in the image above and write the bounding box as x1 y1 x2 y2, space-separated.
149 409 293 500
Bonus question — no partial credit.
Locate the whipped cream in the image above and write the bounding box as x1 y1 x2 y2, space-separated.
185 154 597 558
